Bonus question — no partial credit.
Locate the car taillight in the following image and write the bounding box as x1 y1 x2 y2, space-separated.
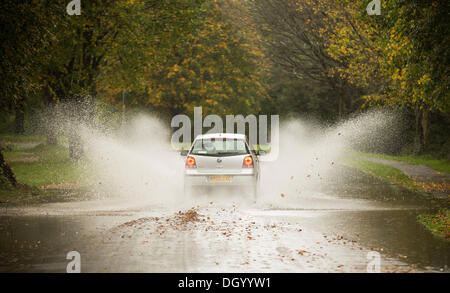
243 156 254 168
185 156 196 168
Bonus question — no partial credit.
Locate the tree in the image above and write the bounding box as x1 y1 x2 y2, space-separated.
0 151 16 188
380 0 449 153
0 0 57 133
320 0 449 153
50 1 125 158
98 0 269 119
249 0 362 120
37 0 207 158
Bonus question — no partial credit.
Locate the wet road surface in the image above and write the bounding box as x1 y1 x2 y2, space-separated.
0 168 448 273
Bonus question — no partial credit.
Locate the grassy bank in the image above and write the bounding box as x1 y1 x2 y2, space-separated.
0 135 86 204
417 210 450 240
343 157 425 194
4 144 81 187
0 134 45 144
358 152 450 174
345 156 449 240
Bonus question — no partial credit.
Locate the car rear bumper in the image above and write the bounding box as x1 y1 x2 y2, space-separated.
184 174 257 187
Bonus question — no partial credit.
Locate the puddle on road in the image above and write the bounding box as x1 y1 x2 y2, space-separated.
0 168 447 272
246 208 449 271
0 200 447 272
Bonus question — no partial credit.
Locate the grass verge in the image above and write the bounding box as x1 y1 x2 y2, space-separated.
417 210 450 240
4 144 84 188
0 137 89 204
343 157 425 194
345 156 448 240
358 152 450 174
0 134 45 144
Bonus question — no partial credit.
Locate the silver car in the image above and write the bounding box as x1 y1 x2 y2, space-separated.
181 133 263 200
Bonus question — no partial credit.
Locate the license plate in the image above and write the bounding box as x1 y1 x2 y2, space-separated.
208 175 232 182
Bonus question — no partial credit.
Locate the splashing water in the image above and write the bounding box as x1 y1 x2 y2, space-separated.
72 109 402 210
81 115 186 208
258 110 402 208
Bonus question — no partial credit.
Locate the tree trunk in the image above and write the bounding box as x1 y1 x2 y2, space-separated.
0 151 17 187
421 107 430 153
69 133 83 161
413 105 424 155
46 124 58 145
338 94 346 121
68 96 83 161
14 104 25 134
45 102 58 145
43 86 58 145
67 94 94 161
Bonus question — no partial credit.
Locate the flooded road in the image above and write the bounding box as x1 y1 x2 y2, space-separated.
0 167 448 273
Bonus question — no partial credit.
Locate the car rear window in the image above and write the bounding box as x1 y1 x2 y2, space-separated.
190 138 249 156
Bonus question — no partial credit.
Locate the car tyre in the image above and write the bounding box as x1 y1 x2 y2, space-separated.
251 182 259 204
184 183 193 199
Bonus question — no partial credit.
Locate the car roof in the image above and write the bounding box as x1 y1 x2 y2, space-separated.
194 133 246 140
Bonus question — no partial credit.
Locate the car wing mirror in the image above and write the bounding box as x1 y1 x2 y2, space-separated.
257 150 266 156
180 149 188 156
